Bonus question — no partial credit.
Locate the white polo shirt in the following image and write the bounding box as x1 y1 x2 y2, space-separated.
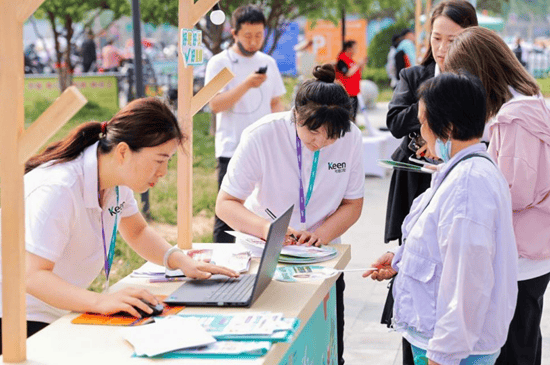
0 142 139 323
205 48 286 159
221 111 365 239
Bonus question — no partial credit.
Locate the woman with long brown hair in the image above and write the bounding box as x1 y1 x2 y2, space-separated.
383 1 478 362
0 97 238 353
446 26 550 365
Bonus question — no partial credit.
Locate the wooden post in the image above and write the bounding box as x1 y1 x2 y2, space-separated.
415 0 422 64
424 0 432 57
0 3 27 361
0 0 86 361
177 0 233 249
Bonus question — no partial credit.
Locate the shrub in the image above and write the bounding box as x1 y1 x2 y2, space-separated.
367 19 411 68
363 67 390 87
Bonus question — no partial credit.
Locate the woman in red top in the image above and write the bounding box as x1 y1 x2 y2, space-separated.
335 40 367 121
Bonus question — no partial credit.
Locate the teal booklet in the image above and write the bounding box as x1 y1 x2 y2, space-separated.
142 340 272 359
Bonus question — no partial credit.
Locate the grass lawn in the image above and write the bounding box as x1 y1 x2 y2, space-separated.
537 77 550 97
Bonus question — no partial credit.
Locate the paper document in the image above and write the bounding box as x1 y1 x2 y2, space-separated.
120 316 216 357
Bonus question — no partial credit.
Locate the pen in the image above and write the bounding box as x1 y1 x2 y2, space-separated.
149 277 186 283
265 208 299 241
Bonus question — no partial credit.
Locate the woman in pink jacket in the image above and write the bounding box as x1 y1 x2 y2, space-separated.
446 26 550 365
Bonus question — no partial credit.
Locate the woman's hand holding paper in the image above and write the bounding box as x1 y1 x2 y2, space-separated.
362 252 396 281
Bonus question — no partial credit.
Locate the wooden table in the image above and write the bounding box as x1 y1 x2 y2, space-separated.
6 244 350 365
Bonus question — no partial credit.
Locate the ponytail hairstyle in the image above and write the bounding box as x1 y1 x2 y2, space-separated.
25 97 185 174
293 64 352 139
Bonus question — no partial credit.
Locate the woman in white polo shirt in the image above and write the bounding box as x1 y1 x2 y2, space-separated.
216 64 364 365
0 97 237 350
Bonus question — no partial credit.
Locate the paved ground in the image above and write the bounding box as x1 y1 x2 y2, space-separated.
340 102 550 364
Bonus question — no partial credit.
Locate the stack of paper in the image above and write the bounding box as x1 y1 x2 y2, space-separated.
120 316 216 357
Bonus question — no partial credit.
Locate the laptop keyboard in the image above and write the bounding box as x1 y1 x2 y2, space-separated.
206 274 255 302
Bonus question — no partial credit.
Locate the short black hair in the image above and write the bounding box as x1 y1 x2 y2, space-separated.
231 5 266 33
418 71 486 141
294 64 351 139
343 40 356 52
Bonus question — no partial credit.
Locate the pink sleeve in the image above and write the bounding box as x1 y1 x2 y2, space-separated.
489 122 538 211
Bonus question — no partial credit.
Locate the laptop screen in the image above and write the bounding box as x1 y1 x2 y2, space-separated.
249 204 293 304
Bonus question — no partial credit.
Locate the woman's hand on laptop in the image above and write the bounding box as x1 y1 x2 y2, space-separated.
174 252 239 279
183 260 240 279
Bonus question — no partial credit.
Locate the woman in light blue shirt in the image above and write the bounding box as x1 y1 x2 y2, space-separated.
364 72 518 365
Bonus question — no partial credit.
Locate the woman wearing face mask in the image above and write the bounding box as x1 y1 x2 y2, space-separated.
445 26 550 365
216 64 364 365
366 72 518 365
0 98 238 354
382 2 478 361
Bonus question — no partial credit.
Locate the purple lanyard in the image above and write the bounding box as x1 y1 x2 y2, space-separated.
295 133 320 231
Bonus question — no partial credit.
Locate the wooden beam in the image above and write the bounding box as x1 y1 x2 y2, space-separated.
424 0 432 56
17 0 45 22
415 0 422 64
191 0 219 28
0 2 27 362
178 0 234 249
18 86 87 165
177 0 196 249
190 67 233 116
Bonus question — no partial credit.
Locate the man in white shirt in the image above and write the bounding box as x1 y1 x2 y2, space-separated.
205 4 286 243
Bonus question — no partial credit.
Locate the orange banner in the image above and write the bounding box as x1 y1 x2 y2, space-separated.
305 19 368 66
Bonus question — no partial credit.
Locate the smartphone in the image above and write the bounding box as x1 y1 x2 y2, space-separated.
256 65 268 74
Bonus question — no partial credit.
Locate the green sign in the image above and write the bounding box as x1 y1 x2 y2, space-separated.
24 75 119 111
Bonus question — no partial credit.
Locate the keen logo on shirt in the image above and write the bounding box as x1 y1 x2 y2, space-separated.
328 162 346 173
108 202 126 216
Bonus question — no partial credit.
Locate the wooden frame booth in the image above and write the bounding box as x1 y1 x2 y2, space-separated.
0 0 233 362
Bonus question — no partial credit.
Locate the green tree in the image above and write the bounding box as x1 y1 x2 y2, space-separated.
34 0 130 91
140 0 410 56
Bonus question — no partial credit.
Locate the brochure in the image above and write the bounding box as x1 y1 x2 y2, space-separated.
120 316 216 357
274 265 339 282
175 312 300 342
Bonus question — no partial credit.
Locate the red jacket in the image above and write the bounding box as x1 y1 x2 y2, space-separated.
335 52 361 97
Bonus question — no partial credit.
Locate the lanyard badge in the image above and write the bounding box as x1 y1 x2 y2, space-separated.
100 186 120 291
295 133 320 231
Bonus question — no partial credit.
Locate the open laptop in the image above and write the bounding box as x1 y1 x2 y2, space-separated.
164 205 293 307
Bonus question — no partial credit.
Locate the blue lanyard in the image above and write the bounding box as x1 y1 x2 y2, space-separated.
295 133 320 230
100 186 119 290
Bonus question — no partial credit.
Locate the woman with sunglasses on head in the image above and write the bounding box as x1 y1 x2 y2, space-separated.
445 26 550 365
0 97 238 354
366 71 518 365
216 64 364 365
383 2 478 362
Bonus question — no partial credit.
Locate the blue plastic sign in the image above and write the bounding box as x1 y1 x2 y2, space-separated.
180 29 204 66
